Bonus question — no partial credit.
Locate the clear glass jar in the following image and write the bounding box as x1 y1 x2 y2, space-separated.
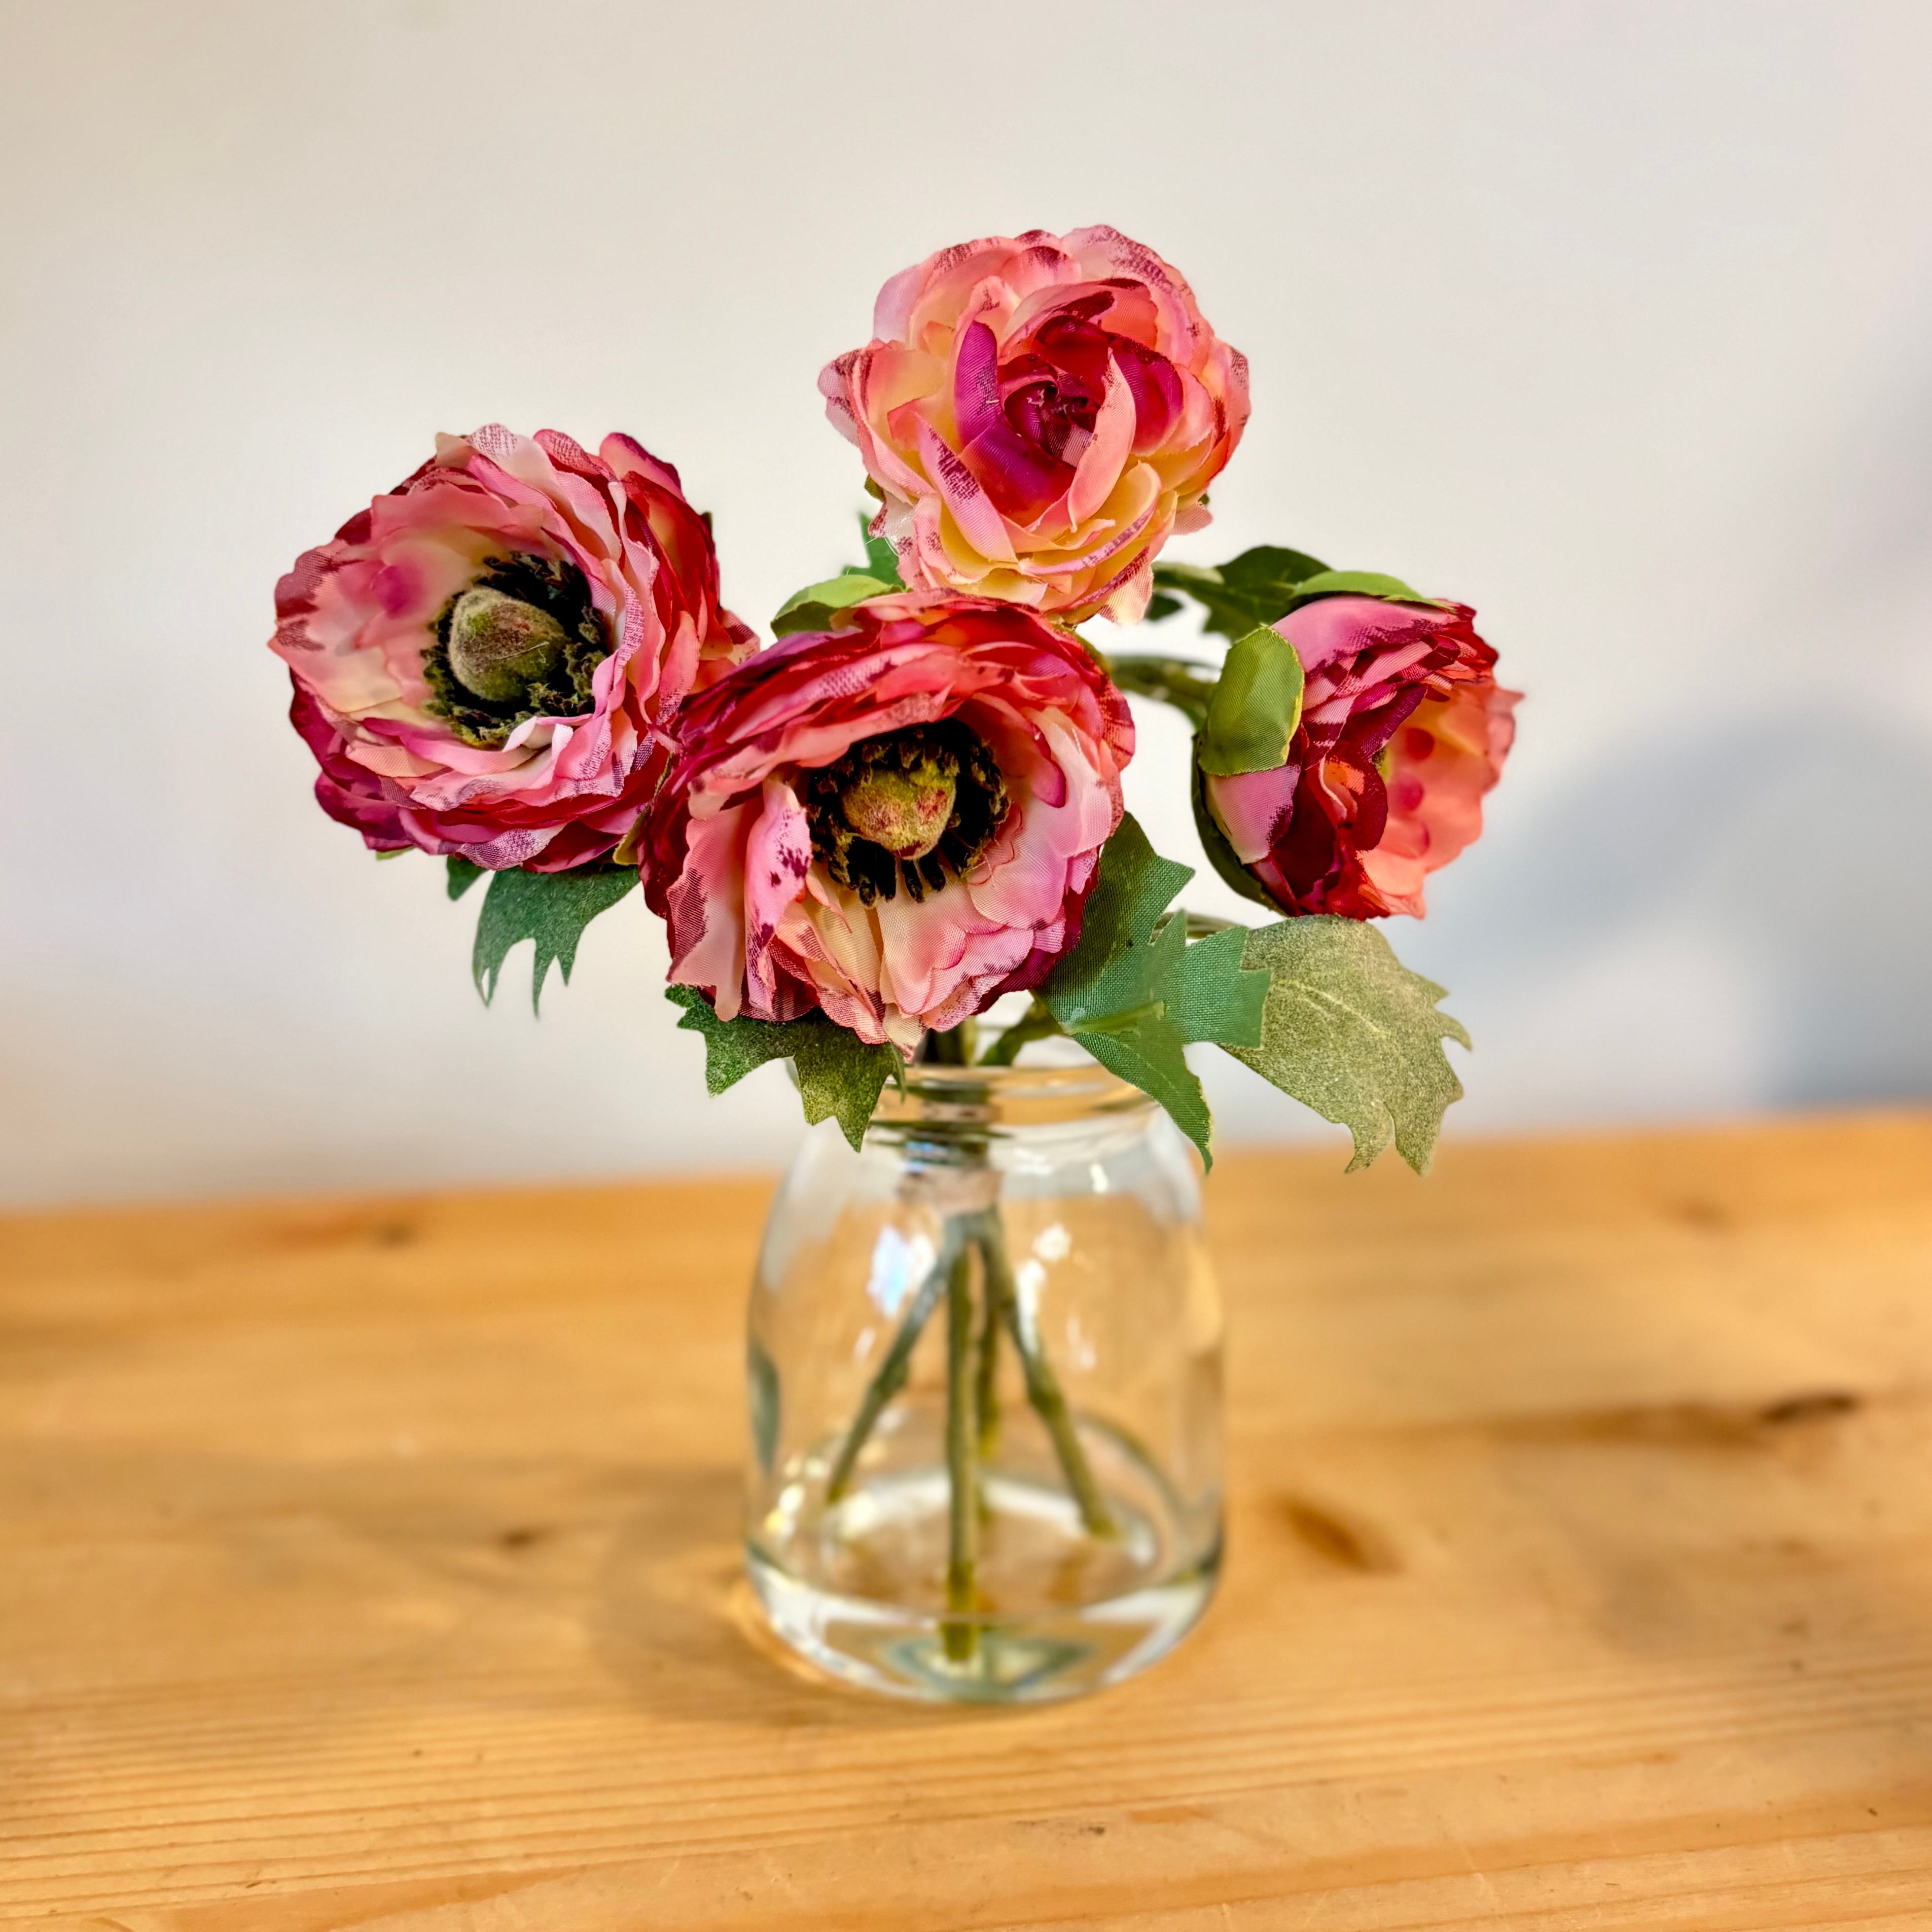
744 1047 1224 1703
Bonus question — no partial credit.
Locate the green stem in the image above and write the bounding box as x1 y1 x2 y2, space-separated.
978 997 1063 1066
924 1018 977 1064
1071 997 1165 1036
973 1212 1117 1539
941 1240 979 1663
823 1223 959 1504
1184 910 1238 938
974 1236 1006 1456
1102 653 1218 730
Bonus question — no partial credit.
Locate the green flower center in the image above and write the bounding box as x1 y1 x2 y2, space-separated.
840 756 956 861
422 554 610 748
445 587 569 702
803 722 1010 906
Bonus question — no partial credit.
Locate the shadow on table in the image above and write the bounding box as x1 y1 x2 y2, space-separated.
588 1464 948 1732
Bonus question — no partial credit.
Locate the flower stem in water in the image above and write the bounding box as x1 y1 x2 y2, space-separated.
819 1178 1116 1672
941 1240 980 1662
822 1223 958 1504
975 1213 1117 1539
974 1237 1006 1457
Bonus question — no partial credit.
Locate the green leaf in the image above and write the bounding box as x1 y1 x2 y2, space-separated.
859 513 903 588
446 855 484 901
1171 923 1267 1048
1063 918 1262 1170
473 866 638 1012
1153 549 1450 641
1152 545 1332 640
666 987 900 1152
1143 591 1183 622
1218 545 1331 591
1078 1019 1212 1163
791 1025 904 1151
666 984 799 1091
1198 624 1305 776
1281 569 1446 611
1042 815 1194 1031
1040 814 1268 1168
1224 918 1470 1175
770 572 892 637
1148 568 1268 643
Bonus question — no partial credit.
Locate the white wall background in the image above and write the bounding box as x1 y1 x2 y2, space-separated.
3 0 1929 1207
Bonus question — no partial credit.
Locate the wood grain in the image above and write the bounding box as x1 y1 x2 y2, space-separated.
4 1115 1932 1928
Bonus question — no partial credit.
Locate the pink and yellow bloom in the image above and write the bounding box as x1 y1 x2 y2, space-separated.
820 227 1249 624
1203 596 1518 918
645 594 1133 1053
272 425 753 872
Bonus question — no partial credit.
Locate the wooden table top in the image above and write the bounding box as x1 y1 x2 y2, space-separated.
4 1115 1931 1929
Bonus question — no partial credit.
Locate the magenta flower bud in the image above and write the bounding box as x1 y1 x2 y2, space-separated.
1201 596 1518 918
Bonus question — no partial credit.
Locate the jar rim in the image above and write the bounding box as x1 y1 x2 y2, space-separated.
870 1045 1155 1132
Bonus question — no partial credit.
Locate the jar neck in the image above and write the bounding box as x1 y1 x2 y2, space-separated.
868 1056 1156 1141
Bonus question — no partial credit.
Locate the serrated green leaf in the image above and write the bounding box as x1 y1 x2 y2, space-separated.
1078 1019 1213 1163
1150 576 1271 642
791 1025 903 1150
1153 545 1333 640
1082 909 1265 1051
860 514 903 588
1039 815 1267 1168
1152 549 1449 646
1170 923 1267 1048
446 855 484 901
665 986 899 1151
771 572 892 637
1282 569 1446 610
1225 918 1470 1175
1042 815 1194 1029
667 984 797 1091
1217 545 1331 591
473 866 638 1012
1198 624 1305 777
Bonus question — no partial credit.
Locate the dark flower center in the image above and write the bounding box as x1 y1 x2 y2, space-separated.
803 721 1010 907
422 554 609 748
1005 366 1100 466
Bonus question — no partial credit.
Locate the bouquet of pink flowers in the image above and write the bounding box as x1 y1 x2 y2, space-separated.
270 225 1517 1697
272 224 1515 1173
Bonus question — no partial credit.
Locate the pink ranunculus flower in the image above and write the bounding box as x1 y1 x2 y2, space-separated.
645 593 1134 1054
272 426 755 873
1203 596 1519 918
820 227 1249 625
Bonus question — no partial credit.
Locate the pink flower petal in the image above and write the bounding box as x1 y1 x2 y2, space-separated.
1066 355 1135 527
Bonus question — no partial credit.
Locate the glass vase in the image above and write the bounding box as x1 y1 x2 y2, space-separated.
743 1047 1224 1703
